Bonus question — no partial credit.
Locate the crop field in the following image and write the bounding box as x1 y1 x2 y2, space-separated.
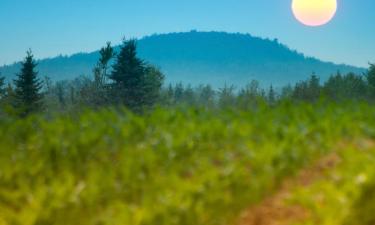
0 102 375 225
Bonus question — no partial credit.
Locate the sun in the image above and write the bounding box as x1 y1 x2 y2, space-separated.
292 0 337 27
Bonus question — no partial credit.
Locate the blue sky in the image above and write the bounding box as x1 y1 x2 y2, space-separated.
0 0 374 67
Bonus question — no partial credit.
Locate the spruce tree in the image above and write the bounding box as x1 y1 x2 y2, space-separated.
94 42 115 86
0 74 5 98
268 85 276 104
109 39 146 110
174 83 184 103
143 65 164 108
308 73 320 101
367 64 375 98
89 42 116 107
14 50 43 115
218 84 235 108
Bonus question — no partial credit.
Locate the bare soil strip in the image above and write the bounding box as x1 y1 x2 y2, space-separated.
236 139 375 225
236 152 342 225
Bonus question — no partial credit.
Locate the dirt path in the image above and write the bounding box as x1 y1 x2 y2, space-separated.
236 139 375 225
236 152 341 225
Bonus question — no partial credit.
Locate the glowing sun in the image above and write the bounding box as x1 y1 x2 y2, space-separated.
292 0 337 26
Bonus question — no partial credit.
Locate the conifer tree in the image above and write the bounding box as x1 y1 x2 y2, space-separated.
218 84 235 108
165 84 175 105
174 83 185 103
198 84 215 107
0 74 5 98
367 64 375 98
143 65 164 108
109 39 146 110
89 42 116 107
268 85 276 104
94 42 115 86
308 73 320 101
14 50 43 115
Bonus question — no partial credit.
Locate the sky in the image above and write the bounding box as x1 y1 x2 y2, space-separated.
0 0 374 67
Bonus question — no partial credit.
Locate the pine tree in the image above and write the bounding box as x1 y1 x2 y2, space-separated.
14 50 43 116
308 73 320 101
280 84 293 99
218 84 235 108
0 73 5 98
367 64 375 98
268 85 276 104
323 72 343 100
166 84 175 105
89 42 116 107
198 84 215 107
94 42 115 86
174 83 185 103
143 65 164 108
109 39 146 110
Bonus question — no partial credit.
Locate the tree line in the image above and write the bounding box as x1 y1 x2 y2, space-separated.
0 39 164 116
0 38 375 117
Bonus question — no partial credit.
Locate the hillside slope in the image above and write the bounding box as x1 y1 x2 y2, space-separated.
0 31 365 87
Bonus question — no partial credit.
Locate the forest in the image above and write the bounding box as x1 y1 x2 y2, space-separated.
1 39 375 225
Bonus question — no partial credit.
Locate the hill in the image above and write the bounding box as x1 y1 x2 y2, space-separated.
0 31 365 88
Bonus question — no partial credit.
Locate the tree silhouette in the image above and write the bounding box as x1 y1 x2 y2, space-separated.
14 50 43 116
109 39 146 110
367 64 375 98
0 73 5 98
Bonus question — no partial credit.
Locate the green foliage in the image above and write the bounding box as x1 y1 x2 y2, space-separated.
289 138 375 225
0 74 5 98
109 39 147 110
90 42 116 108
98 41 116 79
267 85 276 105
0 103 374 225
345 177 375 225
13 50 43 116
293 74 321 102
323 72 368 101
367 63 375 98
218 84 236 108
236 80 264 109
196 84 216 108
143 65 164 108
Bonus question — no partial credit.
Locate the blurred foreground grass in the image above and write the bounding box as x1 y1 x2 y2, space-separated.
0 102 375 225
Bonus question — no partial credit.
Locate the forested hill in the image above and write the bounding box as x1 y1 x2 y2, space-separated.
0 31 365 87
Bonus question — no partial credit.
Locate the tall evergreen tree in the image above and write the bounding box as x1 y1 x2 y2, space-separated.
218 84 236 108
109 39 146 110
280 84 293 99
324 72 367 101
367 64 375 98
173 83 185 104
237 80 263 109
0 73 5 98
323 72 343 100
268 85 276 104
89 42 116 107
292 81 309 101
166 84 175 105
308 73 320 101
197 84 216 108
143 65 164 108
292 74 321 102
94 42 115 86
14 50 43 115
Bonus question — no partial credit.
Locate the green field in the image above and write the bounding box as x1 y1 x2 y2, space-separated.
1 102 375 225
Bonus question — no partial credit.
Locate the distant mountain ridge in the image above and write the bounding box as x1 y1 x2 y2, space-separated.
0 31 365 88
